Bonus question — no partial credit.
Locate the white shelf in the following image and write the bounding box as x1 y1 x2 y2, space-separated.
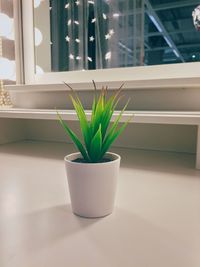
5 76 200 92
1 108 200 125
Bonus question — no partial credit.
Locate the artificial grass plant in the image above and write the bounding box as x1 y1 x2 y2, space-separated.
57 81 131 163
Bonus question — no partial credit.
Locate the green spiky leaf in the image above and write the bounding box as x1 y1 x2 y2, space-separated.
69 94 91 151
89 124 102 162
57 112 90 162
101 116 132 158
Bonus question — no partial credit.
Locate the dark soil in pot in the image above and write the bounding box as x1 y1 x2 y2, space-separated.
72 158 112 163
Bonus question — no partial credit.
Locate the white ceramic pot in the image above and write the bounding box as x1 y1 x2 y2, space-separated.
64 152 121 218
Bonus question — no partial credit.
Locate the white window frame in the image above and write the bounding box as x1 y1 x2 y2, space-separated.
21 0 200 90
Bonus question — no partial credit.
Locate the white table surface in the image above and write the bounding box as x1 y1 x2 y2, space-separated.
0 141 199 267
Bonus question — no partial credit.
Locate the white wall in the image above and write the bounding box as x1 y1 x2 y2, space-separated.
0 118 27 144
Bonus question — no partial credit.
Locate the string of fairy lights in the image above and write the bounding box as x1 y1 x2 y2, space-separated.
63 0 119 66
34 0 119 70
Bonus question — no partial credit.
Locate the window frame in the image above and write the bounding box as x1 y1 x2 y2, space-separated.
21 0 200 90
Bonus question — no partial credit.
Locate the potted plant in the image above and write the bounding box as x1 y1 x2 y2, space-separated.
57 81 131 218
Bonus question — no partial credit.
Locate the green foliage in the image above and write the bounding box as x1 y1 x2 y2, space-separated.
57 82 131 163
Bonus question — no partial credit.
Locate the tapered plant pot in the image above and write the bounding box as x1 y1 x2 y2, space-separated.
64 152 121 218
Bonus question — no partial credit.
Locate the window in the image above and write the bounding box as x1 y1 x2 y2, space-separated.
22 0 200 86
34 0 144 72
34 0 200 73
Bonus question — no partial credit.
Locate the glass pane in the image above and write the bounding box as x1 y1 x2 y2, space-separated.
144 0 200 65
34 0 200 73
34 0 144 72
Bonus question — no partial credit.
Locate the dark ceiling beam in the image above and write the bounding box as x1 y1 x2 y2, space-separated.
145 43 200 52
153 0 200 11
145 0 185 62
144 41 151 49
145 32 161 37
177 43 200 49
145 29 196 38
157 16 194 22
169 29 197 35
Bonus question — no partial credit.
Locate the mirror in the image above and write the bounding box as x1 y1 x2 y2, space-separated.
33 0 200 74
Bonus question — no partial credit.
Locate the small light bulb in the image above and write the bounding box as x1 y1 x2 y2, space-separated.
34 0 41 8
0 57 16 80
103 13 107 20
89 36 95 42
0 13 12 38
113 13 120 18
65 3 70 9
109 29 114 35
87 57 92 62
65 36 70 42
105 52 111 60
34 27 43 46
36 65 44 74
6 18 14 40
105 33 111 40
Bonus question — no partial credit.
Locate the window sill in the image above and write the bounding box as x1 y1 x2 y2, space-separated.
5 76 200 93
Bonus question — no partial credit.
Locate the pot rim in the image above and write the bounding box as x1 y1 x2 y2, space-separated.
64 151 121 166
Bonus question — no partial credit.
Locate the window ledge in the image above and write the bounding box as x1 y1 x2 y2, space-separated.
5 76 200 93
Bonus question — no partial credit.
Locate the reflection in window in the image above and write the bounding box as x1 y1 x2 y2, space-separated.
145 0 200 65
0 0 16 84
34 0 200 72
49 0 144 71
